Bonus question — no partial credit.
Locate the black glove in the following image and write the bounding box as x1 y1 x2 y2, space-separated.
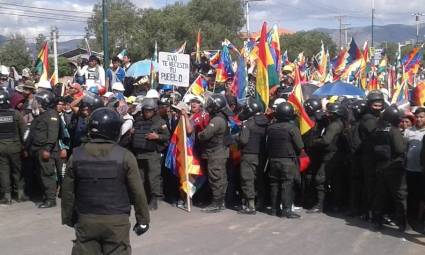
133 223 149 236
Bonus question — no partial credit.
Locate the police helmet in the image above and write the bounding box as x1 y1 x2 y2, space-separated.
34 90 56 109
0 90 10 108
382 105 402 126
142 98 158 111
367 90 384 103
238 97 261 121
88 107 122 141
351 100 367 119
303 98 321 116
326 103 344 117
206 93 227 114
275 102 295 121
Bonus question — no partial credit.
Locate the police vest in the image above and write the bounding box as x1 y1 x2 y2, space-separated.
372 125 392 161
132 117 159 152
73 145 131 215
242 118 266 154
267 122 297 158
203 113 230 150
87 66 99 81
0 109 17 140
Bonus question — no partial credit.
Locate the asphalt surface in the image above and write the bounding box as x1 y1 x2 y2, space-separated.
0 200 424 255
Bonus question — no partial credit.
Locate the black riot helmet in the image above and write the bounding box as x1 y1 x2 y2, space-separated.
275 102 295 122
205 93 227 114
367 90 384 104
303 97 321 116
142 98 158 111
0 90 10 108
351 100 367 119
326 103 344 117
88 107 122 141
382 105 402 126
238 97 261 121
83 92 104 110
35 90 56 109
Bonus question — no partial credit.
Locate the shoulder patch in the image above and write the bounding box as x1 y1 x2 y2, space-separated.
50 117 58 121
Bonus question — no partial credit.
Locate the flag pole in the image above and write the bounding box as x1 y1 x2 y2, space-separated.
181 115 191 212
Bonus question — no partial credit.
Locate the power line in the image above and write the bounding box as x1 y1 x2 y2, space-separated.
0 11 87 22
0 1 93 14
0 6 91 19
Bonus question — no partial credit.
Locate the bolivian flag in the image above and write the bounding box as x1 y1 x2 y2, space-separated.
35 42 49 81
288 66 315 135
256 22 279 111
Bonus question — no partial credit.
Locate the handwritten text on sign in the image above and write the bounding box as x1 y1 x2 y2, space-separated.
158 52 190 87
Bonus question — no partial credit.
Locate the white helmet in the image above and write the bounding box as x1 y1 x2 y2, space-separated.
145 89 160 99
37 80 52 89
112 82 125 91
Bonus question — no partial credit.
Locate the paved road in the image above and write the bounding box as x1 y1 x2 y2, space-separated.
0 201 424 255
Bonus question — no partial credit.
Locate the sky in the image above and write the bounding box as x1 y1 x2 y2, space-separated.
0 0 423 42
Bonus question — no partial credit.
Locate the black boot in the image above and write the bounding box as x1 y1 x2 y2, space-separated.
306 205 322 214
0 193 12 205
270 184 279 216
149 197 158 211
282 209 301 219
38 200 56 208
238 200 256 215
16 190 29 202
201 201 221 213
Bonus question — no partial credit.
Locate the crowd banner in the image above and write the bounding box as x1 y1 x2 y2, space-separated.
158 52 190 87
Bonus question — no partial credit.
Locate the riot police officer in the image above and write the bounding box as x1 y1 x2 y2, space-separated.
0 90 27 204
131 98 170 210
237 98 269 214
371 106 407 231
25 90 59 208
198 94 231 213
61 107 150 254
267 102 304 218
358 90 385 219
307 103 345 213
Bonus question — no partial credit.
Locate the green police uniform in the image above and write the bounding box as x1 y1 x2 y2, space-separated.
132 114 170 201
61 139 150 255
0 109 27 203
267 121 304 216
372 123 407 229
198 112 229 209
26 109 59 204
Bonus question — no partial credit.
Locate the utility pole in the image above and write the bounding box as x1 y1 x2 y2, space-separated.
371 0 375 48
336 15 346 49
244 0 266 36
102 0 109 71
342 23 351 48
51 27 58 84
412 13 425 44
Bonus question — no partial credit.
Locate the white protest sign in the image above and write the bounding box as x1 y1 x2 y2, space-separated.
158 52 190 87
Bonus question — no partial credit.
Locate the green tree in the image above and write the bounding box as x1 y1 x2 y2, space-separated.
58 56 73 77
0 34 32 72
280 31 337 61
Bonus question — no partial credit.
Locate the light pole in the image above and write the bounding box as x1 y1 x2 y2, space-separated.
412 13 425 44
244 0 266 36
102 0 109 71
371 0 375 48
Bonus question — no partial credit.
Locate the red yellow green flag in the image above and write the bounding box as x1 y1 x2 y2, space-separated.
35 42 49 81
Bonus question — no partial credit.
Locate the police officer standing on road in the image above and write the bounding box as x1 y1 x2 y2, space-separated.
358 90 385 219
237 98 269 214
371 105 408 231
131 98 170 210
198 94 231 213
61 107 150 255
0 90 27 204
25 90 59 208
267 102 304 218
307 103 345 213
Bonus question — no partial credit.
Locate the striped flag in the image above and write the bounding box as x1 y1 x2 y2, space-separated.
413 81 425 106
215 43 234 83
35 42 49 81
190 75 208 96
165 115 204 198
230 54 248 103
288 66 315 135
